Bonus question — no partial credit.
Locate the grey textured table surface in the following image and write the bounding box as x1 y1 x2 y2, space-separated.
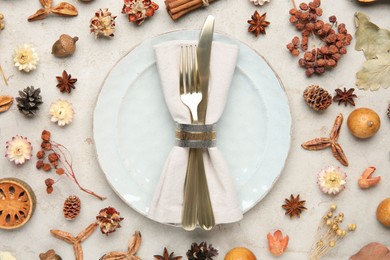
0 0 389 259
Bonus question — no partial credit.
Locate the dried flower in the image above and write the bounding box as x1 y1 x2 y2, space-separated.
333 88 357 106
186 242 218 260
96 207 124 235
122 0 159 25
248 11 270 37
13 44 39 72
154 247 182 260
358 166 381 189
250 0 270 5
56 70 77 93
267 230 289 256
309 204 356 259
0 251 16 260
50 99 74 126
5 135 33 165
282 194 307 218
317 166 347 195
90 8 117 38
37 130 105 200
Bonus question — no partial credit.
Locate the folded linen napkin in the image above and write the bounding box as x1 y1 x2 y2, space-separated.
148 40 243 225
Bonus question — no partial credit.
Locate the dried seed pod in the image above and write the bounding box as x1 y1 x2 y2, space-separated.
63 195 81 220
0 95 13 113
52 34 78 58
39 249 62 260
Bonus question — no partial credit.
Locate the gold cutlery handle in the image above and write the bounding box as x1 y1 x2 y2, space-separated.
182 148 198 231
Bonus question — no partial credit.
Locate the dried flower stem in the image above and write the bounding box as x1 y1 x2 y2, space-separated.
0 64 8 86
49 141 106 200
291 0 297 10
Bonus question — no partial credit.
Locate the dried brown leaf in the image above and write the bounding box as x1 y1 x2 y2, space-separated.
0 95 13 113
128 231 142 255
28 8 50 22
301 138 331 150
39 0 52 9
51 3 78 16
331 143 349 166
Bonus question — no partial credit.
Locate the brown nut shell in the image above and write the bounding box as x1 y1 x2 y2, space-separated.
376 198 390 227
347 108 380 139
52 34 78 58
0 178 36 229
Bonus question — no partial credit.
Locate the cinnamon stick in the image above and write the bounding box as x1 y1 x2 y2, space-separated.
165 0 216 20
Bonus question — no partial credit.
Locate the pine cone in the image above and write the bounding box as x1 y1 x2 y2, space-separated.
303 85 332 112
63 195 81 220
16 86 43 116
186 242 218 260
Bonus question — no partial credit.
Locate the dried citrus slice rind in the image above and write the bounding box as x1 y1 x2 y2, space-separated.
0 178 36 229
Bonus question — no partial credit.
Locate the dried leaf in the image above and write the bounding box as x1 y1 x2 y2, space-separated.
0 95 13 113
28 8 50 22
355 12 390 60
331 143 349 166
51 2 78 16
356 53 390 91
39 0 52 9
301 138 331 150
128 231 142 255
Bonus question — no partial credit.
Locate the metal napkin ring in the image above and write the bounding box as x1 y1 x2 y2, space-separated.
175 123 216 148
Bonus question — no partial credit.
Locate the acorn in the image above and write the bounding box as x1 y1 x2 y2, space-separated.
52 34 79 58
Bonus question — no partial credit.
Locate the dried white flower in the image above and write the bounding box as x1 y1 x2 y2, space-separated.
317 166 347 195
13 44 39 72
0 251 16 260
5 135 33 165
50 99 74 126
250 0 270 6
90 8 116 38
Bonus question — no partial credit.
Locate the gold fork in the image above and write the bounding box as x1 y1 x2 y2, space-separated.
180 45 202 231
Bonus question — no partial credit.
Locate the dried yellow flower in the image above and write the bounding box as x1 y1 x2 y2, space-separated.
13 44 39 72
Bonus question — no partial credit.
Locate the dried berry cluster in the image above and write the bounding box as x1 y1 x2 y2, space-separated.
286 0 352 76
36 130 64 174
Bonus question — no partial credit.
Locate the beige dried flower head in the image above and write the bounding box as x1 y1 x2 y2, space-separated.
318 166 347 195
50 99 74 126
250 0 270 5
5 135 33 165
13 44 39 72
90 8 116 38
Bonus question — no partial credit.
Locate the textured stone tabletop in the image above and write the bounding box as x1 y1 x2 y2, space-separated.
0 0 389 259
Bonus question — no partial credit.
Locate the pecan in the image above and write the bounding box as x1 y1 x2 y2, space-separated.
0 95 13 113
51 3 78 16
302 113 349 166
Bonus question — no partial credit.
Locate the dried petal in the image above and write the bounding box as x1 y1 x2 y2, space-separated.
51 3 78 16
301 138 331 150
358 166 381 189
267 230 289 256
39 0 53 9
28 8 50 22
330 114 343 141
0 95 13 113
331 143 349 166
128 231 142 255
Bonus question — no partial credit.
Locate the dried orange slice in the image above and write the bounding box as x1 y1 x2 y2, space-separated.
0 178 36 229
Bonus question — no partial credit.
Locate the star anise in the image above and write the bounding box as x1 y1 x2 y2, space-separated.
248 11 270 37
333 88 357 106
301 114 349 166
282 194 307 218
56 70 77 93
154 247 182 260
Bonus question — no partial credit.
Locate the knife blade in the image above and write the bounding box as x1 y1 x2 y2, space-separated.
197 15 214 124
196 15 215 230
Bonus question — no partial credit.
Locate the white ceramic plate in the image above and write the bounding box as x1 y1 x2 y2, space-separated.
93 30 291 218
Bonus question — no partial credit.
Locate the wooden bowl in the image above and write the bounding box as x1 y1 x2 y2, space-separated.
0 178 36 229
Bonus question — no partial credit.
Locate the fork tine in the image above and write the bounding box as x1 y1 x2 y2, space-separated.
186 46 192 94
180 46 184 95
193 45 200 93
